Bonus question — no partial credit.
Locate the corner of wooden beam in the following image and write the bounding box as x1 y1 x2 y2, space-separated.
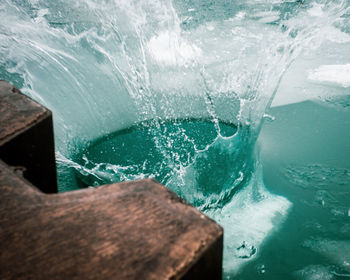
0 81 223 279
0 80 57 193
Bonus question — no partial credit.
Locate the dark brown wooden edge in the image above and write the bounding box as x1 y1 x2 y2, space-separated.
0 80 57 193
0 81 223 279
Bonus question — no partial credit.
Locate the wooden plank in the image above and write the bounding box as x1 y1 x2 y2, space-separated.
0 161 223 279
0 81 223 279
0 80 57 193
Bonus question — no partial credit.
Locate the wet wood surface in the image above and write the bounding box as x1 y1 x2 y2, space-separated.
0 81 223 279
0 80 57 193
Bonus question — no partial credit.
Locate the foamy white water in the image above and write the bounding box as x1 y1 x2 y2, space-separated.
308 64 350 88
1 0 350 278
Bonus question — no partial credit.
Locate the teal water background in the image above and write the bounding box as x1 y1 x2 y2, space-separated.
74 119 252 209
1 0 350 278
254 100 350 279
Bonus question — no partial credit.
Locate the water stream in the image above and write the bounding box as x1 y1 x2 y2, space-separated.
1 0 350 278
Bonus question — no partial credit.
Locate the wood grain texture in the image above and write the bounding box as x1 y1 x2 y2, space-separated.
0 81 223 279
0 80 57 193
0 80 49 146
0 161 223 279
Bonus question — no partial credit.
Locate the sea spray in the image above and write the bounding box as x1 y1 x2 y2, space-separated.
1 0 350 277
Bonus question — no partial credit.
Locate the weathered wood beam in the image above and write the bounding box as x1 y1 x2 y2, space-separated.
0 81 223 279
0 80 57 193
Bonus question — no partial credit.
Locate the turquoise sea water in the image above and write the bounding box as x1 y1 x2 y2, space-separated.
253 100 350 279
74 119 252 209
1 0 350 278
71 98 350 279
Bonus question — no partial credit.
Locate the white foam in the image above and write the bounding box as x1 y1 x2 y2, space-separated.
308 64 350 88
325 27 350 44
308 3 325 17
252 11 281 23
147 30 202 66
235 12 246 20
206 168 292 275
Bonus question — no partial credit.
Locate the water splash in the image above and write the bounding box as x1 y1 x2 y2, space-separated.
1 0 350 277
